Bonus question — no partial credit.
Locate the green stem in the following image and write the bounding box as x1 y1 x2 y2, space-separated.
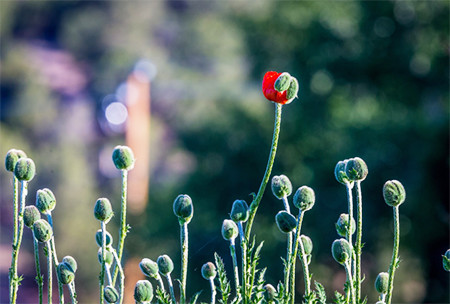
245 103 282 241
112 249 125 304
47 213 64 304
153 273 165 292
282 196 292 296
180 222 188 304
355 181 363 302
33 233 44 304
290 211 307 304
113 169 128 286
238 221 248 303
100 222 106 304
344 261 356 304
68 282 78 304
166 274 177 304
229 239 240 300
47 240 53 304
385 206 400 304
9 176 20 303
345 181 355 303
209 277 216 304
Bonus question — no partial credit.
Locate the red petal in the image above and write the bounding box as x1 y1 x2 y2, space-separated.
262 71 289 104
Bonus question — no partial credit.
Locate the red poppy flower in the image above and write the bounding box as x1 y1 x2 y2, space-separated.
262 71 290 104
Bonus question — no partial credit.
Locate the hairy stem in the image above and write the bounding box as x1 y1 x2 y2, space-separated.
47 241 53 304
385 206 400 304
100 222 106 304
238 221 248 303
290 211 307 304
113 169 128 285
68 281 78 304
229 239 240 300
33 233 43 304
47 213 64 304
112 249 125 304
180 222 188 304
166 274 177 304
209 277 216 304
344 261 356 304
9 176 20 303
282 195 292 295
355 181 363 302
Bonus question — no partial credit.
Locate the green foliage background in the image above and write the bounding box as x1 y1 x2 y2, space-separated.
0 1 448 303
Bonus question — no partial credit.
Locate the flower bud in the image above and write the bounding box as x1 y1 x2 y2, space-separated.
286 77 299 103
95 229 113 248
112 145 135 170
345 157 368 182
36 188 56 214
230 200 249 222
300 235 313 255
275 211 297 233
331 238 351 265
139 258 159 277
97 248 114 265
57 262 75 284
62 256 77 273
201 262 217 280
383 180 406 207
274 72 291 92
23 205 41 228
14 158 36 181
173 194 193 224
157 255 174 276
33 219 53 243
374 272 389 294
334 160 352 185
104 285 119 303
335 213 356 238
442 249 450 272
221 219 238 241
134 280 153 303
94 198 113 223
293 186 315 212
263 284 277 301
271 175 292 200
5 149 27 172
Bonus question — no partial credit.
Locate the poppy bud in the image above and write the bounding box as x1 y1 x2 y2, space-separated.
104 285 119 303
383 180 406 207
98 248 114 265
335 213 356 238
222 219 238 241
442 249 450 272
62 256 77 273
173 194 193 224
345 157 368 182
271 175 292 200
334 160 352 185
95 229 113 248
201 262 217 280
24 205 41 228
293 186 315 212
331 238 351 265
286 77 299 103
300 235 313 255
139 258 159 277
57 262 75 284
94 198 114 223
112 145 135 170
33 219 53 243
14 158 35 181
36 188 56 214
263 284 277 301
274 72 291 92
157 255 174 276
5 149 27 172
275 211 297 233
134 280 153 303
262 71 296 105
230 200 249 222
374 272 389 294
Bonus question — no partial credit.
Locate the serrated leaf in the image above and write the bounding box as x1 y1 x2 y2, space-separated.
190 290 202 304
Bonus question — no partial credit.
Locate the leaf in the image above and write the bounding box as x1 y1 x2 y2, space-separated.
190 290 202 304
313 281 327 304
214 252 231 304
155 286 171 304
334 291 346 304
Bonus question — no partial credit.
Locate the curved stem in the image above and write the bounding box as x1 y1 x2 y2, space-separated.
345 182 355 272
180 222 188 304
355 181 363 302
229 239 240 300
344 261 356 304
245 103 282 240
237 221 248 303
9 176 20 303
68 282 78 304
290 211 307 304
113 169 128 286
153 273 165 292
112 249 125 304
166 274 177 304
100 222 106 304
209 277 216 304
33 233 44 304
47 241 53 304
282 195 292 295
385 206 400 304
47 213 64 304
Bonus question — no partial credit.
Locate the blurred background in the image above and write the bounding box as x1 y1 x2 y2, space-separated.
0 1 448 303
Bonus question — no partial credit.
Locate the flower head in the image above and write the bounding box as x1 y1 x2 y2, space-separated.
262 71 298 105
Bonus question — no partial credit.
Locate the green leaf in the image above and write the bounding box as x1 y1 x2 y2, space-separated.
214 252 231 304
313 281 327 304
190 290 202 304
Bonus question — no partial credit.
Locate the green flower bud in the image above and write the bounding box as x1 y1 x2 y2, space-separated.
271 175 292 200
33 219 53 243
263 284 277 301
157 255 174 276
275 211 297 233
442 249 450 272
345 157 368 182
335 213 356 238
331 238 351 265
14 157 36 181
57 262 75 284
5 149 27 172
95 229 113 248
286 77 299 103
222 219 238 241
383 180 406 207
300 235 313 255
230 200 249 222
98 248 114 265
139 258 159 277
62 256 77 273
94 198 113 223
23 205 41 228
293 186 315 212
201 262 217 280
173 194 193 224
334 160 352 185
36 188 56 214
104 285 119 303
134 280 153 303
374 272 389 294
274 72 291 92
112 145 135 170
